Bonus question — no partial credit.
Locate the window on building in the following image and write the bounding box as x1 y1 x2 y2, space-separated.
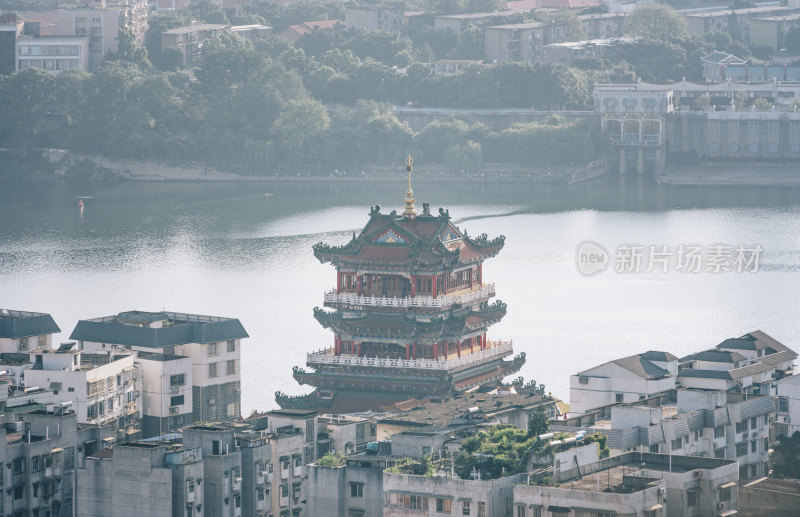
171 395 185 407
516 507 525 517
671 437 683 451
227 360 237 375
532 507 542 517
616 393 624 403
98 401 104 416
33 482 39 497
87 404 97 419
234 494 241 508
751 440 757 453
736 442 748 456
227 340 235 352
14 485 23 499
764 437 769 451
108 397 114 411
688 490 698 507
32 456 39 471
209 363 218 378
736 421 746 433
477 502 486 517
208 343 219 356
422 446 431 456
750 417 758 430
226 402 239 418
719 484 733 501
19 337 28 351
349 482 364 498
170 374 185 386
714 426 725 438
649 444 659 453
436 498 452 512
462 500 471 515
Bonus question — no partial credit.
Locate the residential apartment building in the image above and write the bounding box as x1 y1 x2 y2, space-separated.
684 6 800 41
578 12 627 40
0 14 22 75
307 455 397 517
57 0 148 71
383 450 739 517
160 23 228 64
182 424 243 517
0 309 60 354
750 14 800 52
16 34 90 73
484 22 548 63
345 5 404 33
776 373 800 437
570 351 678 414
137 353 193 437
21 346 142 436
70 310 248 424
76 441 202 516
434 11 522 33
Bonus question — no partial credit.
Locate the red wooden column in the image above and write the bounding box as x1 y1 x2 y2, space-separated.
433 341 438 359
406 344 410 360
410 274 416 297
456 340 461 358
334 335 341 355
478 263 483 285
470 337 474 354
337 271 342 293
412 341 417 360
357 342 361 357
357 275 362 296
432 275 438 298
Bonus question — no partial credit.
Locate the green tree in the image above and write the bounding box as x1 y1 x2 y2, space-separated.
625 5 688 41
527 407 550 437
531 11 585 41
455 425 538 480
105 28 150 69
753 97 773 112
449 24 484 60
271 98 330 163
773 432 800 478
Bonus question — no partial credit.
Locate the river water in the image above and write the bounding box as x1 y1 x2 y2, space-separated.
1 177 799 414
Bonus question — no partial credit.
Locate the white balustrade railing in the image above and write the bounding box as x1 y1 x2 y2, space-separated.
323 283 495 309
305 340 513 371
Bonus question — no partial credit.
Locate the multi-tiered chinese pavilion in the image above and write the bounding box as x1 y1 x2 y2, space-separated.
277 158 525 412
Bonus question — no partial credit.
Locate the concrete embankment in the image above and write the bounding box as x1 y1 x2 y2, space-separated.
658 163 800 186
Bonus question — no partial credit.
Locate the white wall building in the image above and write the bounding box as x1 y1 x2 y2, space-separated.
0 309 60 354
16 34 89 73
23 347 142 434
776 374 800 437
570 351 677 414
70 310 248 425
137 353 193 438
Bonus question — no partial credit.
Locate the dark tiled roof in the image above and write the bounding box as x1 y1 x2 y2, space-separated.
745 330 795 355
313 302 506 339
715 338 759 351
677 369 732 380
641 351 678 362
0 310 60 339
313 206 504 270
679 350 746 364
612 355 670 380
70 311 248 348
137 353 188 362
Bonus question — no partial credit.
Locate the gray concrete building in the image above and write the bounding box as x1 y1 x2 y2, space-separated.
183 424 243 517
307 455 399 517
70 310 248 426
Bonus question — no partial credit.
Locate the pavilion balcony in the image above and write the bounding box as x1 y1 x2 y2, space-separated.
306 339 512 372
324 282 495 309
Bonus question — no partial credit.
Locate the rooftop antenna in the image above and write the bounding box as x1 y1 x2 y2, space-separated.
403 154 417 218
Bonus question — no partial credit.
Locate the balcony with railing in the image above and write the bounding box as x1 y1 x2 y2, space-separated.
307 340 513 371
324 282 495 309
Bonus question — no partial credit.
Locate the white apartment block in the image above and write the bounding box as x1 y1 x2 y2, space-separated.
16 35 89 73
70 310 248 427
570 351 677 414
58 0 148 71
22 347 142 435
0 309 60 354
776 374 800 437
138 352 193 437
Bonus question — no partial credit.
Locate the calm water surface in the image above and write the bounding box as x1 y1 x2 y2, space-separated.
1 178 799 413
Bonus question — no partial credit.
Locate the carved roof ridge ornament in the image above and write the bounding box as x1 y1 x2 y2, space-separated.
403 154 417 218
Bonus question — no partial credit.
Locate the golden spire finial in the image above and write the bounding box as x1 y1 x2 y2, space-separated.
403 154 416 218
